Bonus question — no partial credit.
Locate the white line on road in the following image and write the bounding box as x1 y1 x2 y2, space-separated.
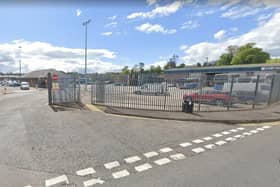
76 167 96 176
179 142 192 147
84 178 105 187
213 133 223 137
222 131 230 135
229 129 238 132
154 158 171 165
204 144 215 150
225 137 236 142
45 175 69 187
263 126 271 129
203 136 213 141
192 147 205 154
134 163 152 172
104 161 120 170
159 147 173 153
143 151 159 158
215 140 227 146
234 134 244 139
250 130 258 134
243 132 252 136
124 156 141 164
192 139 204 144
170 153 186 160
112 170 130 179
237 127 245 130
256 128 264 131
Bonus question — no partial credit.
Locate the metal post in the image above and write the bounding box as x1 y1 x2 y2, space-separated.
73 74 76 102
163 79 168 111
47 73 52 105
18 46 22 83
198 73 203 112
268 74 275 105
83 19 91 90
252 75 260 110
227 75 234 111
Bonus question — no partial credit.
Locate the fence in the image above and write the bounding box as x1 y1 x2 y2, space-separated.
48 73 80 106
90 73 280 112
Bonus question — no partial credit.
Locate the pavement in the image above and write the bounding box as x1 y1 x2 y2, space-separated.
1 89 280 187
103 103 280 124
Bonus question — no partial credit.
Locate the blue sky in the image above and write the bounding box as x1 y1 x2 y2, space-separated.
0 0 280 73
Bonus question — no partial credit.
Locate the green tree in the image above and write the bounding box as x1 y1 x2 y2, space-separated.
121 66 130 75
197 62 201 67
177 63 186 68
231 43 270 65
164 54 178 70
216 53 232 66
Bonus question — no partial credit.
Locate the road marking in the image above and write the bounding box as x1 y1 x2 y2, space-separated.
213 133 223 137
192 139 204 144
84 178 105 187
179 142 192 147
256 128 264 131
234 134 243 139
159 147 173 153
143 151 158 158
203 136 213 141
76 167 96 176
124 156 141 164
112 170 130 179
45 175 69 187
237 127 245 130
230 129 238 132
215 140 227 146
192 147 205 154
225 137 236 142
204 144 215 150
250 130 258 134
243 132 252 136
263 126 271 129
154 158 171 165
104 161 120 170
24 186 31 187
134 163 152 172
222 131 230 135
170 153 186 160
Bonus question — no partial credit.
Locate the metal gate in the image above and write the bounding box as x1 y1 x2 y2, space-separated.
48 73 80 106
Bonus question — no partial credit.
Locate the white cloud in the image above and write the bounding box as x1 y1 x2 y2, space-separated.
127 1 185 19
221 6 261 19
181 12 280 64
257 13 273 25
105 21 118 28
214 30 227 40
196 10 215 16
76 9 82 17
181 20 200 30
0 40 119 73
180 44 189 50
108 15 117 20
135 23 176 34
101 32 113 36
146 0 157 6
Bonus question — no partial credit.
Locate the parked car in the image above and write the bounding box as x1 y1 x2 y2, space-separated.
178 82 199 89
134 83 169 96
20 82 30 90
183 90 237 106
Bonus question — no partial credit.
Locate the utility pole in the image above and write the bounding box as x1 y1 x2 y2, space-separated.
83 19 91 90
18 46 22 83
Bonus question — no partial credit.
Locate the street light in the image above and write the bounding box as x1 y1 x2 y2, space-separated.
18 46 22 82
82 19 91 90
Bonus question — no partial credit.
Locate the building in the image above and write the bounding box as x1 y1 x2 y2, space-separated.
164 63 280 85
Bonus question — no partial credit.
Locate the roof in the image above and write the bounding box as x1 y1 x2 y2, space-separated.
165 63 280 74
24 69 66 78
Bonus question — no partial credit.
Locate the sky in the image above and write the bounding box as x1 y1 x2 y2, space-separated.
0 0 280 73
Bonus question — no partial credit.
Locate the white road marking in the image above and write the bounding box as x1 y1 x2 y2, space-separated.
45 175 69 187
76 167 96 176
230 129 238 132
83 178 105 187
104 161 120 170
112 170 130 179
237 127 245 130
222 131 230 135
192 147 205 154
225 137 236 142
204 144 215 150
234 135 243 139
250 130 258 134
143 151 158 158
179 142 192 147
170 153 186 160
215 140 227 146
24 186 32 187
124 156 141 164
154 158 171 165
243 132 252 136
213 133 223 138
203 136 213 141
192 139 204 144
256 128 264 131
263 126 271 129
159 147 173 153
134 163 152 172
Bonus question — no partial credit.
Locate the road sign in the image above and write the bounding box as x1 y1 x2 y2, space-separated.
52 74 58 81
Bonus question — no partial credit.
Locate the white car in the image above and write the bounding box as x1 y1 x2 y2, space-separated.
134 83 169 96
20 82 30 90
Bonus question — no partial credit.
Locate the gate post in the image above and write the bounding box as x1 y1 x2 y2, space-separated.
268 74 275 106
227 75 234 111
47 73 52 105
252 75 260 110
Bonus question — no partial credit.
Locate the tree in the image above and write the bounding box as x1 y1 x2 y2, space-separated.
177 63 186 68
197 62 201 67
216 53 232 66
231 43 270 65
121 66 130 75
138 62 145 73
164 54 178 70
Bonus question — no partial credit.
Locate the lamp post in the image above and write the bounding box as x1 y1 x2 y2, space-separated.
18 46 22 82
83 19 91 90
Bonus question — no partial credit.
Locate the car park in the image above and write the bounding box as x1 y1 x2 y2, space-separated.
134 83 169 96
20 82 30 90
